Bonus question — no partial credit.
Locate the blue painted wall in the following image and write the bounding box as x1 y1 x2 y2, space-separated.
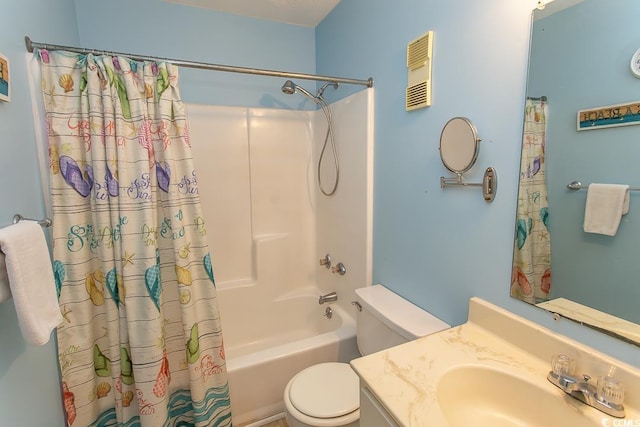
74 0 316 109
0 1 79 426
528 1 640 324
317 0 640 367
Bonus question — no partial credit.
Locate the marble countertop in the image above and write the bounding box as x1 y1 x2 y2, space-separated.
350 297 640 427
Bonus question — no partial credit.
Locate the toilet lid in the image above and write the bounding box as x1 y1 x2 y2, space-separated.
289 362 360 419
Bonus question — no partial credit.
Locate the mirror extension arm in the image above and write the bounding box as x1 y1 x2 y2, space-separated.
440 167 498 202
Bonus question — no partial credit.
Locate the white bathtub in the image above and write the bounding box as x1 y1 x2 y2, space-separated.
219 289 360 426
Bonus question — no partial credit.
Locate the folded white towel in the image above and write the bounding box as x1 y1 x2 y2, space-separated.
583 183 630 236
0 252 11 303
0 221 62 345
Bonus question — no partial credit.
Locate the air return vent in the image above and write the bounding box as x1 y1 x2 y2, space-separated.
406 31 433 111
406 81 429 110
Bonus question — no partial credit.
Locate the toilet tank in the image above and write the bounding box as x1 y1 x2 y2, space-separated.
354 284 450 356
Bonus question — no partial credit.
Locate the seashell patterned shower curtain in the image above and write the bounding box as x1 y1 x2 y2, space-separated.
511 98 551 304
37 49 232 426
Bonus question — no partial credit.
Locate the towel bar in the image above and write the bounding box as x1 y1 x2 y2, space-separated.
567 181 640 192
12 214 52 227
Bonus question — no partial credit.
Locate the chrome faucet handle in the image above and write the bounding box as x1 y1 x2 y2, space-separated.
331 262 346 275
323 306 333 319
319 254 332 269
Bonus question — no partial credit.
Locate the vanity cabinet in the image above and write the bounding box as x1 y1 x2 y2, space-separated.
359 385 400 427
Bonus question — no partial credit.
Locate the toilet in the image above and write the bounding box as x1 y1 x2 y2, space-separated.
283 284 451 427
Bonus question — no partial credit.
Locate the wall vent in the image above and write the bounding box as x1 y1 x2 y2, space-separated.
406 81 429 110
406 31 433 111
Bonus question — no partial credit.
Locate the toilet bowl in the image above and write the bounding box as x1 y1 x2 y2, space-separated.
284 363 359 427
283 285 450 427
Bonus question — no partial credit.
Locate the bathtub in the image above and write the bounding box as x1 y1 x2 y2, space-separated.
219 288 360 426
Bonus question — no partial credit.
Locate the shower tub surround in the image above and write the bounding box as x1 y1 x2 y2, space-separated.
187 89 374 425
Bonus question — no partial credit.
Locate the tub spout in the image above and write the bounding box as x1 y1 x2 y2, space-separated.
318 292 338 304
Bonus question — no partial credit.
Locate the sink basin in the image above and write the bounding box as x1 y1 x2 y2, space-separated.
436 365 599 427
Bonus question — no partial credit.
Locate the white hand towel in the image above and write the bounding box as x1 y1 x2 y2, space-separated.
0 221 63 345
0 251 11 303
583 183 630 236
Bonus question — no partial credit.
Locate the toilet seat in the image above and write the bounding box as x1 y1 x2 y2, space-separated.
289 362 360 419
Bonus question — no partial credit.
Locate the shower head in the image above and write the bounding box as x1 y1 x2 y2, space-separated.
281 80 317 102
281 80 296 95
282 80 339 103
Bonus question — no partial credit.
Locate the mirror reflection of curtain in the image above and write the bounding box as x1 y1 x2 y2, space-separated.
512 99 551 304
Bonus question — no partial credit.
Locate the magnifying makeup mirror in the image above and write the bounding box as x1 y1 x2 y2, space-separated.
440 117 480 173
439 117 497 202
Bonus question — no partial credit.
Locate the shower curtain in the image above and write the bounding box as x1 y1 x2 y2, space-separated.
37 49 231 426
511 99 551 304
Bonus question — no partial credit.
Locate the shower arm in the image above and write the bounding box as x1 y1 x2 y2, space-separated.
317 82 339 99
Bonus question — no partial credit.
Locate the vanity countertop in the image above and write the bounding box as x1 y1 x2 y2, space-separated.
350 297 640 427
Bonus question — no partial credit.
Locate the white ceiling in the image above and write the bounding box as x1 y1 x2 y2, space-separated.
165 0 341 27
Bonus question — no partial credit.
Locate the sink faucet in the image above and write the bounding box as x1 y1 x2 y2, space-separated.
318 292 338 304
547 369 625 418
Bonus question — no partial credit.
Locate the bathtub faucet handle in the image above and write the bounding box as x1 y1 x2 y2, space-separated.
323 306 333 319
318 292 338 304
331 262 346 276
319 253 332 269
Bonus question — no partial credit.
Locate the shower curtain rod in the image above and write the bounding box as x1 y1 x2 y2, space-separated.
25 36 373 88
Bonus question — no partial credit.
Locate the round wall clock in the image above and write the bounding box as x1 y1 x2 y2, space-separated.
631 48 640 79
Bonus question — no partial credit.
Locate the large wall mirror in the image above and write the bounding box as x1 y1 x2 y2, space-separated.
512 0 640 345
